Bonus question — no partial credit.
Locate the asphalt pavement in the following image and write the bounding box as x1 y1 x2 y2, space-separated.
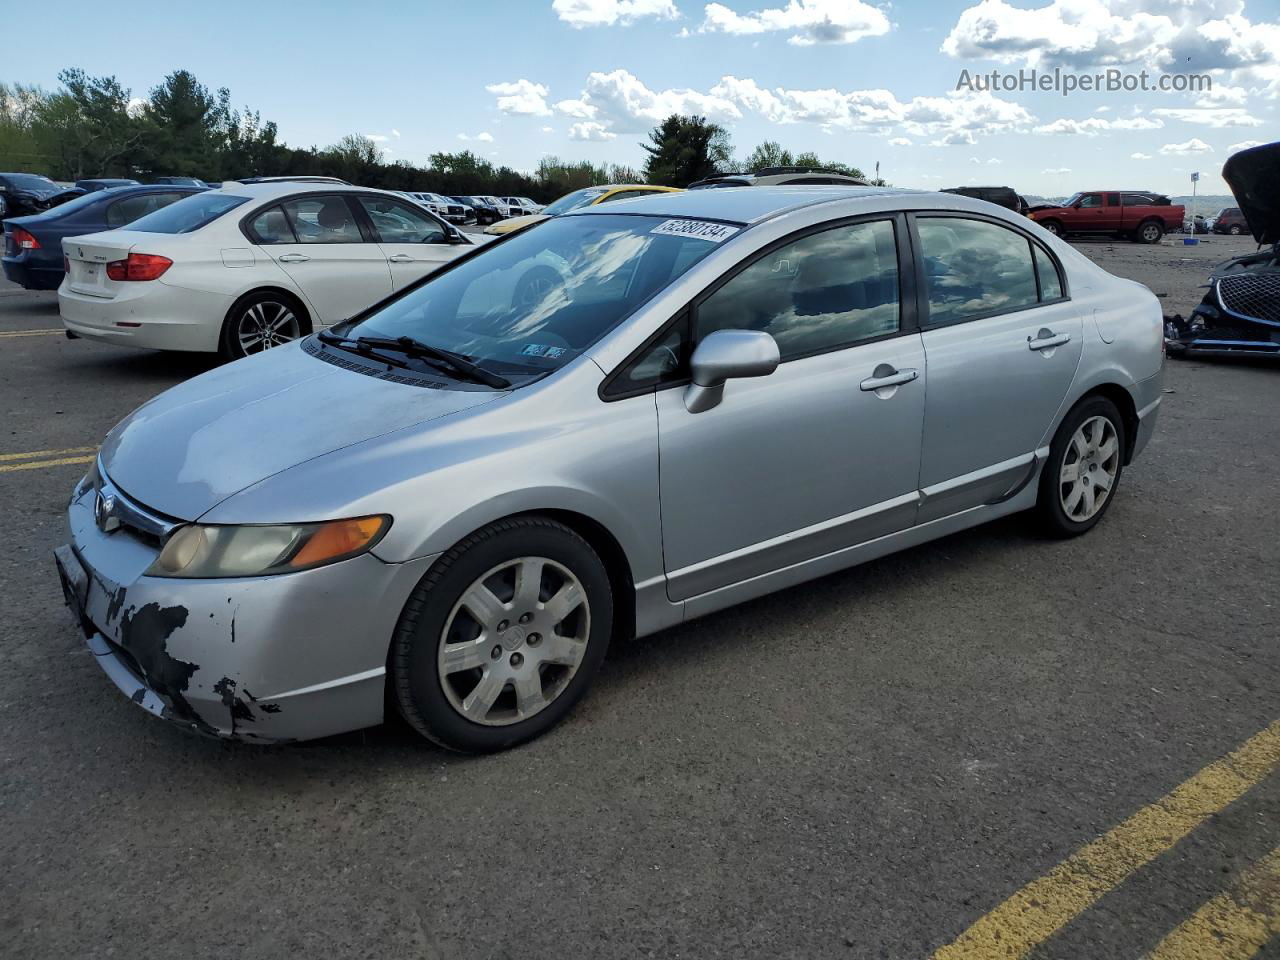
0 242 1277 959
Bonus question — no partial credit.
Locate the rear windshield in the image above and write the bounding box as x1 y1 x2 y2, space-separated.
341 213 729 380
1 174 60 192
126 192 248 234
32 190 112 217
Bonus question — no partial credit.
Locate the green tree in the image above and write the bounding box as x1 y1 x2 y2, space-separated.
142 70 230 177
641 114 733 187
746 140 793 171
31 69 142 179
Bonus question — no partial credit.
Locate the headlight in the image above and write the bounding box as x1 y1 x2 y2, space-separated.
146 515 390 579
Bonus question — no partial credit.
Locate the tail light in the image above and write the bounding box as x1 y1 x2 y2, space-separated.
105 253 172 282
11 227 40 250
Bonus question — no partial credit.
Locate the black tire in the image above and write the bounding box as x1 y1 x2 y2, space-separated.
1137 220 1164 244
219 290 308 362
389 516 613 753
1229 224 1243 236
1040 219 1063 237
1036 396 1127 538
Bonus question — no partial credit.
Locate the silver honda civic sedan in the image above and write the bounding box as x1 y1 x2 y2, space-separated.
56 187 1164 752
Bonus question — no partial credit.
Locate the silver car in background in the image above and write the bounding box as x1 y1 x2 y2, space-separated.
55 187 1164 752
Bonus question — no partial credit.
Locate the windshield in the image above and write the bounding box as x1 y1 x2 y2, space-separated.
126 192 248 234
543 188 608 216
1 174 60 193
341 213 728 380
1062 193 1083 207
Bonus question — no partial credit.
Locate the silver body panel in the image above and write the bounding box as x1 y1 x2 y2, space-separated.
62 187 1163 742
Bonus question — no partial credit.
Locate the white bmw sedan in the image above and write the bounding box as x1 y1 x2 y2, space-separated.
58 182 485 360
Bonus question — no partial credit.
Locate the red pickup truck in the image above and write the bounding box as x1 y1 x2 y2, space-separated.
1028 191 1184 244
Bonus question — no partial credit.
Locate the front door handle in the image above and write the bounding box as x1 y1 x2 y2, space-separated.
859 365 918 393
277 253 311 263
1028 329 1072 351
388 254 415 263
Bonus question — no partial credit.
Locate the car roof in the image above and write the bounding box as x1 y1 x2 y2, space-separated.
213 181 401 201
564 185 924 225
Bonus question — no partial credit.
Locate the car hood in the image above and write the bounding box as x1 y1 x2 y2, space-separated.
99 342 501 521
1222 140 1280 245
486 214 547 235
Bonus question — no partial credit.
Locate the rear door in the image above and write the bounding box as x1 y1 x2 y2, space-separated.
260 194 392 325
352 194 458 289
912 213 1083 520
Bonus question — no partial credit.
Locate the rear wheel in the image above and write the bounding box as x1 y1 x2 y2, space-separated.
1137 220 1164 244
219 291 306 361
390 516 613 753
1036 396 1126 538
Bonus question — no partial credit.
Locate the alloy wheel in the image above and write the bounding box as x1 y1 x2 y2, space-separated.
237 300 300 354
1059 415 1120 522
1141 223 1161 243
437 557 590 726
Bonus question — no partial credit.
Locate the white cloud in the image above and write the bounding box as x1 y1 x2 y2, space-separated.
1159 137 1214 155
541 126 555 133
1131 151 1153 159
700 0 891 46
553 0 680 27
391 128 401 138
1033 115 1164 135
1094 105 1111 113
932 130 977 145
457 132 495 142
987 157 1003 164
888 136 912 146
126 96 147 118
943 0 1280 76
1227 138 1262 152
569 121 618 140
969 156 982 164
1042 167 1071 174
565 69 742 134
555 97 598 119
364 134 390 142
486 79 552 116
1150 106 1262 127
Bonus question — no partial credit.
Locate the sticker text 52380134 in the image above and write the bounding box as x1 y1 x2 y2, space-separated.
650 219 740 243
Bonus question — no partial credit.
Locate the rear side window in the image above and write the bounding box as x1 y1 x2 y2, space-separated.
1121 193 1154 206
281 196 363 244
248 205 296 244
696 219 900 361
127 192 249 234
1033 244 1063 301
917 217 1039 325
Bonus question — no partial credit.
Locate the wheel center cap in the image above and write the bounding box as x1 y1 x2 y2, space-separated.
498 624 527 652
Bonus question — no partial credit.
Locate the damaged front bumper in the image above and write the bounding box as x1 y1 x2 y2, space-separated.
57 477 435 743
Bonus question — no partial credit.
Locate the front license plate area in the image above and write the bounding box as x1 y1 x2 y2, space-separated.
53 545 91 631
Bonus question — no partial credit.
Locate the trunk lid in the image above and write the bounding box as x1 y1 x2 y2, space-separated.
99 341 499 520
1222 140 1280 246
62 230 164 299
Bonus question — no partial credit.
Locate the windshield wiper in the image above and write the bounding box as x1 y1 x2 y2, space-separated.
356 334 511 388
316 330 413 370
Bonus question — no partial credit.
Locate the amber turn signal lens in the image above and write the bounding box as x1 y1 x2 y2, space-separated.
288 516 388 569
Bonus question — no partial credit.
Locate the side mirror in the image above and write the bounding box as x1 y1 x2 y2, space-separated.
684 329 780 413
446 228 467 245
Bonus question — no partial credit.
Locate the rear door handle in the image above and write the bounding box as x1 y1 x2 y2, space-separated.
277 253 311 263
388 254 415 263
1028 330 1071 351
859 366 919 392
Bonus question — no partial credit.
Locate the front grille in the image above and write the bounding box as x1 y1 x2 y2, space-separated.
95 466 181 547
1218 274 1280 327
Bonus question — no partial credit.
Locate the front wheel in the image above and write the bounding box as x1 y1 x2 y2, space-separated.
1228 224 1243 235
1040 220 1063 237
389 516 613 753
1036 396 1126 538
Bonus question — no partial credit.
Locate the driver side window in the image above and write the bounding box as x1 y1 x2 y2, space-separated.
356 196 447 244
1078 194 1104 208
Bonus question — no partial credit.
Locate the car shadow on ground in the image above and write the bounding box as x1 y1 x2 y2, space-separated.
62 347 222 382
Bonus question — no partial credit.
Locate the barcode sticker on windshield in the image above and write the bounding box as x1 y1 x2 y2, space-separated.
650 219 740 243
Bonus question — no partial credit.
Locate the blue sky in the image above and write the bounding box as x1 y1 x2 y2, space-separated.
7 0 1279 199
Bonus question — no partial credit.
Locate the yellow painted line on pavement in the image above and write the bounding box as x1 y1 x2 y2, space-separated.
1148 846 1280 959
0 328 63 338
930 719 1280 960
0 454 96 473
0 446 98 462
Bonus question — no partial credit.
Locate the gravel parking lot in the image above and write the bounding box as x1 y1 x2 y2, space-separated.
1 235 1277 959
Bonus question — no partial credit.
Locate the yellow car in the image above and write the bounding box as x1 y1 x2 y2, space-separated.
484 184 683 235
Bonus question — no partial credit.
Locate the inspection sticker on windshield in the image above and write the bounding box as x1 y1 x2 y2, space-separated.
650 219 739 243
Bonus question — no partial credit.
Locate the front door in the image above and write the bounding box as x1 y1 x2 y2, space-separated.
912 214 1084 520
267 194 393 325
353 194 459 289
653 217 927 602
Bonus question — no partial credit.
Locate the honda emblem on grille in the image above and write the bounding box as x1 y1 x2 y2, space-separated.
94 492 121 533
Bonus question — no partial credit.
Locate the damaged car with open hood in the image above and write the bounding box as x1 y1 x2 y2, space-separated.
1166 140 1280 359
55 187 1164 753
0 172 82 221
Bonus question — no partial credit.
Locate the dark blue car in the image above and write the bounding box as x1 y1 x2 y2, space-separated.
2 184 204 290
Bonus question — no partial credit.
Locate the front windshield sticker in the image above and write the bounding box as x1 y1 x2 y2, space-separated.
650 219 740 243
520 343 568 359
